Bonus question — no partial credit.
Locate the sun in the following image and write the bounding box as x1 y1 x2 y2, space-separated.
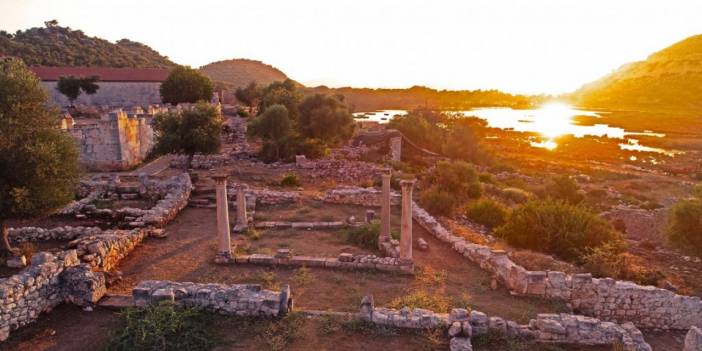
531 102 577 140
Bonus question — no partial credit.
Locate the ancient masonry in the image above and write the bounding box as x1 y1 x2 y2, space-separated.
0 174 193 341
61 106 163 171
132 281 292 317
211 171 416 274
324 184 702 333
358 295 653 351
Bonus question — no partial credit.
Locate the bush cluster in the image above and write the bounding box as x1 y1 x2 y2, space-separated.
106 302 214 351
582 242 663 286
420 160 483 216
279 173 301 187
667 188 702 255
343 222 381 250
466 199 508 229
494 199 621 262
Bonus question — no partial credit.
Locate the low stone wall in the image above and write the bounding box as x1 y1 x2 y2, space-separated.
411 201 702 331
170 154 232 169
59 173 192 229
232 252 413 274
132 280 292 317
322 186 400 207
0 251 106 341
66 229 148 271
359 296 651 351
686 326 702 351
9 226 102 244
254 221 347 230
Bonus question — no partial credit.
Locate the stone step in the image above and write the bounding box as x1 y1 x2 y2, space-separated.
98 294 134 310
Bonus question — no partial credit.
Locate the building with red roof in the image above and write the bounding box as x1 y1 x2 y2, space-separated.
30 66 171 107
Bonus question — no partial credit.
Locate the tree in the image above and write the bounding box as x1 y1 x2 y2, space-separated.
297 94 355 145
44 19 59 28
159 66 213 105
152 102 223 167
667 184 702 255
235 81 262 110
248 104 293 162
258 79 301 121
0 59 81 254
56 75 100 106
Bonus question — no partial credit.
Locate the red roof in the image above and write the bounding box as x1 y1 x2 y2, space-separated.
29 66 170 82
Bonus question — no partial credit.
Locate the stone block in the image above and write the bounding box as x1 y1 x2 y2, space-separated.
449 337 473 351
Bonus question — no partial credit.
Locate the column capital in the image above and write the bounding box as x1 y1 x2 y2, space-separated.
212 174 228 185
400 179 416 189
381 168 392 177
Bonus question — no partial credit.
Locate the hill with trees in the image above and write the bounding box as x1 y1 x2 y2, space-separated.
0 21 175 68
199 59 289 89
571 34 702 112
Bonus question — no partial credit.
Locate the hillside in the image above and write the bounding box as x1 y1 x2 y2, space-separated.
307 85 537 111
571 34 702 112
199 59 289 88
0 23 175 68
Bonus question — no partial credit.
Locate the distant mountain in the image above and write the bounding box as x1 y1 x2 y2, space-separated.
0 23 175 68
199 59 289 89
571 34 702 112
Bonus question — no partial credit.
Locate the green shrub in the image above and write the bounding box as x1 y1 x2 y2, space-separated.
237 109 250 117
420 186 459 217
667 199 702 255
467 182 483 199
280 173 301 187
343 222 380 250
257 313 306 351
543 175 584 205
583 242 663 286
494 200 621 262
478 173 495 184
466 199 508 229
501 187 530 204
105 301 214 351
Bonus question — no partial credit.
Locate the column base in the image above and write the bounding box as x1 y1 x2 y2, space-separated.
214 251 232 264
232 224 249 233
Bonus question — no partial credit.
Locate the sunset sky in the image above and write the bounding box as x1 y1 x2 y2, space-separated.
2 0 702 94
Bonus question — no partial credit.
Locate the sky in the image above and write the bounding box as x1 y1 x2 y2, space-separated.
2 0 702 94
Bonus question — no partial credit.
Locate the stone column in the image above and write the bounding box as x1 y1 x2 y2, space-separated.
399 179 415 262
389 136 402 161
380 169 392 245
213 175 231 261
235 186 248 230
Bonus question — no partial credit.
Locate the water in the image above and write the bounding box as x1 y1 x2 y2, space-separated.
353 104 679 156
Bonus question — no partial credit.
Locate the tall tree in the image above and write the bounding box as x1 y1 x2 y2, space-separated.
235 81 262 110
257 79 301 121
248 104 292 161
56 75 100 106
0 59 81 254
160 66 214 105
297 93 355 145
152 102 223 168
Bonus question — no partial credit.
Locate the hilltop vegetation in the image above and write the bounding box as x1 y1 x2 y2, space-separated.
199 58 289 89
572 34 702 112
308 85 538 112
0 22 175 68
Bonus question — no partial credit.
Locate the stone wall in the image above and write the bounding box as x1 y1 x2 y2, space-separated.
0 251 106 341
67 229 148 271
359 296 651 351
41 81 162 107
67 110 154 171
9 226 102 244
59 173 192 229
411 201 702 331
132 280 292 317
322 186 400 207
231 251 413 274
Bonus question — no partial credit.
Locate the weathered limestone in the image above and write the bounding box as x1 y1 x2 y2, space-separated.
380 169 392 246
213 175 231 262
0 250 107 342
231 253 413 274
389 136 402 161
400 179 415 263
235 186 248 231
132 280 292 317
